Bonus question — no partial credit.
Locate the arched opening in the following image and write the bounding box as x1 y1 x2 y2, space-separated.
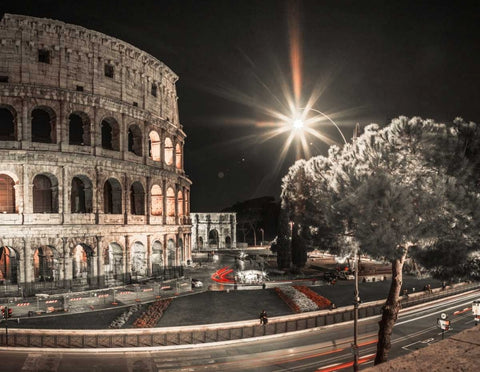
130 181 145 215
71 176 93 213
151 184 163 216
151 240 163 276
33 174 59 213
104 178 122 214
68 112 91 146
31 107 56 143
177 190 184 218
208 229 219 249
0 246 19 284
167 238 176 266
33 246 59 282
101 118 120 151
0 174 16 213
72 244 93 283
148 131 161 161
104 243 123 283
164 137 173 165
0 106 16 141
127 125 142 156
197 237 204 250
166 187 175 218
175 143 182 169
225 236 232 249
131 241 147 278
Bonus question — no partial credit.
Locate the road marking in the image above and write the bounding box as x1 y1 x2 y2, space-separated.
396 299 476 326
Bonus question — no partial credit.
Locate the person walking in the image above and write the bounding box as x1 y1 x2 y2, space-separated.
259 310 268 325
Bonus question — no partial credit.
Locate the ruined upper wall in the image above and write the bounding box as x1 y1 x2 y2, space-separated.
0 13 180 125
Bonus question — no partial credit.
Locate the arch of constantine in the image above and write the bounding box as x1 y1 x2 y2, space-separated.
0 14 192 295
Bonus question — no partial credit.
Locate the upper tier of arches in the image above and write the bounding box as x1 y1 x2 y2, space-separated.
0 104 184 171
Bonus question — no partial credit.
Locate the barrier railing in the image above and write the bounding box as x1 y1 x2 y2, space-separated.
1 282 478 348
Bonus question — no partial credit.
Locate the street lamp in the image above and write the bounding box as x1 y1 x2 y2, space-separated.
291 108 360 370
293 107 347 145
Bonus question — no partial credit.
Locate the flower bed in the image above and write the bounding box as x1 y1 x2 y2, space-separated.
133 298 172 328
293 286 332 309
275 286 318 313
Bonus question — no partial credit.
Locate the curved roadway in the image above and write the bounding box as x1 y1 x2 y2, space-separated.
1 289 478 372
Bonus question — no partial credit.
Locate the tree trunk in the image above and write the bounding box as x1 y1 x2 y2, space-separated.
374 253 406 365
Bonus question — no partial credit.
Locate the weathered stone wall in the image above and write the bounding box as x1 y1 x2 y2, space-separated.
0 14 191 295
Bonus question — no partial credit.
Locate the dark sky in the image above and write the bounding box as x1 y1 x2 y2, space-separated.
2 0 480 211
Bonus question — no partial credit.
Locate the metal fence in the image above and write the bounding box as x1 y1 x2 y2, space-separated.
1 282 478 348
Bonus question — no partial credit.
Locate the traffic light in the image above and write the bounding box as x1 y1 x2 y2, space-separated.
1 307 12 319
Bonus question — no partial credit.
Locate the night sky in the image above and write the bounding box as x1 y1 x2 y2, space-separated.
2 1 479 211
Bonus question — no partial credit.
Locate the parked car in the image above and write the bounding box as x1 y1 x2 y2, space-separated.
191 278 203 288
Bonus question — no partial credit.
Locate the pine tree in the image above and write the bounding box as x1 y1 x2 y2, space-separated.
280 116 480 365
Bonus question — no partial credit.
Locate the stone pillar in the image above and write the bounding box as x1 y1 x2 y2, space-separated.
162 179 167 225
174 184 179 225
146 234 152 276
63 238 72 290
124 235 130 283
96 236 104 288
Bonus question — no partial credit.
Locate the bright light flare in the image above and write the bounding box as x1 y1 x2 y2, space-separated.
292 118 304 130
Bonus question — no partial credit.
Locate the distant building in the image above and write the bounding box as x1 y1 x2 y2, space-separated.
191 213 236 250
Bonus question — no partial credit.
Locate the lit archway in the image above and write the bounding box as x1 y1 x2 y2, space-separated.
33 246 59 282
0 174 16 213
175 143 182 169
166 187 175 218
151 184 163 216
0 246 19 284
72 244 93 281
149 131 161 161
164 137 173 165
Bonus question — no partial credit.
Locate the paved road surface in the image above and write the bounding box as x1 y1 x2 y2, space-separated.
1 289 478 371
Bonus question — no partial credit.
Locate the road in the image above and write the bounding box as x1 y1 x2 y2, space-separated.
0 289 478 372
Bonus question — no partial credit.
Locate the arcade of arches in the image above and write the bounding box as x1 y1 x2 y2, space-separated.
0 233 191 295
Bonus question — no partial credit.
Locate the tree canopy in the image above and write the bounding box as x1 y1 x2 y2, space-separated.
279 116 480 363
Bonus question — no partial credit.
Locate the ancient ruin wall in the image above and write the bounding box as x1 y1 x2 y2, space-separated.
0 14 191 295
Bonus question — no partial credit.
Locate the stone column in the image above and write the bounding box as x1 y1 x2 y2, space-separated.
162 179 167 225
63 238 72 290
124 235 130 283
146 234 152 277
96 236 104 288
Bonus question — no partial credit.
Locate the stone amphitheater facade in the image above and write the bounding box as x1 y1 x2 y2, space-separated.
0 14 192 295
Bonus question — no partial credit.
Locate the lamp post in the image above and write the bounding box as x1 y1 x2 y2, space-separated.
290 108 360 370
296 107 348 145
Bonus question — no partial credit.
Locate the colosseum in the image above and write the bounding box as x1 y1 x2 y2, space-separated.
0 14 192 296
